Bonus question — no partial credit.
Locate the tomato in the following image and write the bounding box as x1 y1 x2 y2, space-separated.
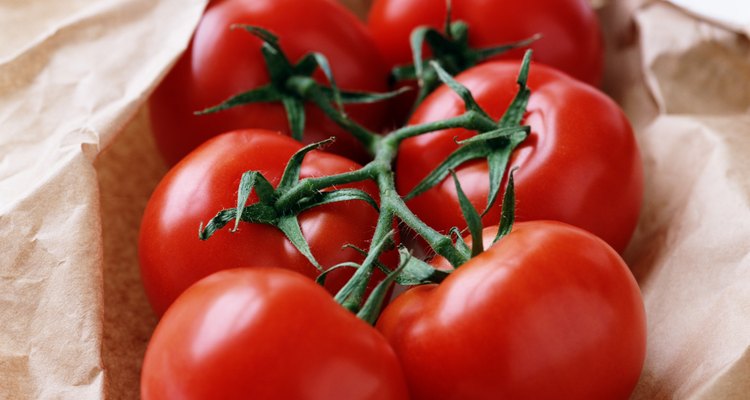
377 222 646 399
150 0 391 165
139 129 389 316
396 61 642 253
368 0 603 86
142 268 409 400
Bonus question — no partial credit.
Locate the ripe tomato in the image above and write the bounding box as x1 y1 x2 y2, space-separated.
150 0 391 165
368 0 603 86
396 61 642 253
142 268 409 400
377 222 647 399
139 129 388 316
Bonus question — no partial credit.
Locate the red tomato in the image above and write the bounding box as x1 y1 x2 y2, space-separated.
139 129 388 316
368 0 603 86
142 268 410 400
150 0 391 165
377 222 647 400
396 61 642 253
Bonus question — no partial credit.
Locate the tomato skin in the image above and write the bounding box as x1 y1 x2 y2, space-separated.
396 61 642 253
141 268 410 400
150 0 390 165
139 129 387 316
368 0 603 86
377 222 647 400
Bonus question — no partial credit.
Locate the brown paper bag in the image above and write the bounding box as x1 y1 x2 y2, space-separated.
611 1 750 398
0 1 207 398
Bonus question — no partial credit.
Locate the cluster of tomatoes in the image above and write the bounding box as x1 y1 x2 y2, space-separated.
138 0 647 399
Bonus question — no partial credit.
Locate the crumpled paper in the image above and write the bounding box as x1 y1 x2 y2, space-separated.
2 0 749 399
612 1 750 398
0 1 207 399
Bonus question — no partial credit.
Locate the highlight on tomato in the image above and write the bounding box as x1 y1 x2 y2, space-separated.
396 60 642 253
141 267 410 400
377 222 647 400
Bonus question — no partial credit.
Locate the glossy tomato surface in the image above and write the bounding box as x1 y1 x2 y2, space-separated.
377 222 647 400
142 268 409 400
368 0 603 86
150 0 390 165
139 129 386 316
396 61 642 252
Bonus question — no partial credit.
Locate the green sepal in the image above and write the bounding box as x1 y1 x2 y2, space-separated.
390 63 418 82
231 24 281 52
456 125 529 146
277 138 336 192
195 85 281 115
276 215 323 271
408 26 433 87
233 170 277 231
391 9 536 108
295 189 379 214
430 61 490 120
402 53 532 247
498 50 532 127
396 30 537 85
198 203 278 240
233 24 293 86
261 43 294 84
482 127 528 215
453 125 528 216
356 254 408 325
334 231 394 312
404 142 490 200
315 262 360 286
494 167 518 243
450 171 483 257
409 27 455 103
311 53 344 113
341 244 393 275
391 24 457 84
474 34 541 61
446 20 468 43
197 23 389 150
450 227 472 259
282 96 306 141
394 246 451 286
293 53 319 76
318 86 411 104
200 203 324 272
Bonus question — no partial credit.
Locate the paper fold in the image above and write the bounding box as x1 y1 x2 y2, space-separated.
0 1 207 398
620 2 750 399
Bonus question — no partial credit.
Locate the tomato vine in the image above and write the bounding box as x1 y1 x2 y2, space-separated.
198 27 532 319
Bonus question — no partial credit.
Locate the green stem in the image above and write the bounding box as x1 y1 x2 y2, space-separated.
275 162 378 210
200 28 534 324
287 76 380 155
371 134 469 268
388 197 468 267
336 203 395 312
388 110 497 144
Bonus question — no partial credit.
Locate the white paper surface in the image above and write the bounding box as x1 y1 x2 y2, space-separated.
667 0 750 33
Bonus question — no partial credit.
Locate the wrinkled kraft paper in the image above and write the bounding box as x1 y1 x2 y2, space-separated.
1 0 748 399
0 1 208 399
